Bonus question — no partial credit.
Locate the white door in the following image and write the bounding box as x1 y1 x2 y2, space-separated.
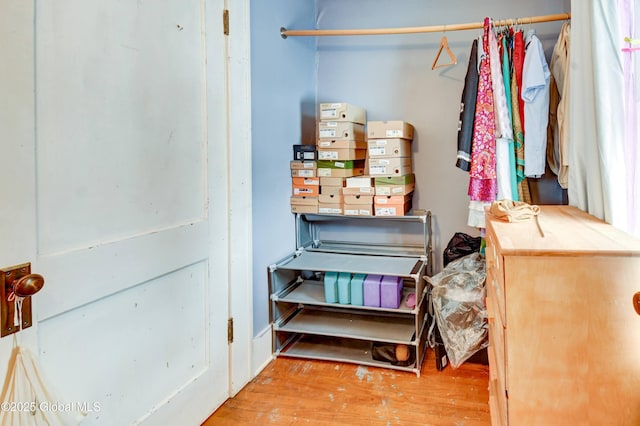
0 0 251 424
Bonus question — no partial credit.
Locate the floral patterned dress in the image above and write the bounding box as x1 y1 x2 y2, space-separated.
468 18 497 203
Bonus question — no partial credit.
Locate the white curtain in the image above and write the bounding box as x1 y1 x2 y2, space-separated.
569 0 639 238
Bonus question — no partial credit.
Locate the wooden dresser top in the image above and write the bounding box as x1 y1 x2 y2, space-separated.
486 205 640 257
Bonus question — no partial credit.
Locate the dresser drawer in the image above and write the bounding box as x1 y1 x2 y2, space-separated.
485 227 506 327
488 345 508 426
487 305 506 397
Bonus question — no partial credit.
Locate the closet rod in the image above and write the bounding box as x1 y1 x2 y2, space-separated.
280 12 570 38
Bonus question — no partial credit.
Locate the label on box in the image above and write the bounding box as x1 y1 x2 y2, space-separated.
334 161 345 168
369 165 388 175
375 207 398 216
302 152 315 159
319 128 337 138
369 146 386 156
322 121 338 127
292 169 315 178
293 187 316 195
344 208 359 215
318 141 332 147
370 140 388 145
376 198 389 204
318 168 332 177
321 109 338 119
386 130 404 138
392 187 403 194
318 151 339 160
319 207 342 214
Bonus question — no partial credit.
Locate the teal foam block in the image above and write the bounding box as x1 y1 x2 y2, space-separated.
324 271 338 303
337 272 352 304
350 273 366 306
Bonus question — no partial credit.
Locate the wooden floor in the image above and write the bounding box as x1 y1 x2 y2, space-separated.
203 349 490 426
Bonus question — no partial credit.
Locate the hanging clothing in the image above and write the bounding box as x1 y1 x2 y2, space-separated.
489 26 514 201
467 18 497 227
502 34 518 200
511 69 532 204
456 39 479 172
548 22 571 189
468 18 497 203
522 29 550 177
512 30 526 132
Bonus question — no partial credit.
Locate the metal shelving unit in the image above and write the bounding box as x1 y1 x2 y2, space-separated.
268 212 432 376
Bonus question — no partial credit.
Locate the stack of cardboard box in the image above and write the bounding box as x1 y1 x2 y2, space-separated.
366 121 415 216
316 103 367 215
290 145 319 214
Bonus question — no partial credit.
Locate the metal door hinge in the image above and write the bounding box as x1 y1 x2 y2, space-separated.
227 317 234 343
223 9 229 36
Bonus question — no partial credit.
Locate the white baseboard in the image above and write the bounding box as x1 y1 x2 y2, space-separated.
251 325 273 378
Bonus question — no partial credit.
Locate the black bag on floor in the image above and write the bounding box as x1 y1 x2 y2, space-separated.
443 232 481 267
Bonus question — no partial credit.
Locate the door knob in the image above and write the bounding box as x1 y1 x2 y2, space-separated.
634 292 640 316
13 274 45 298
1 263 44 337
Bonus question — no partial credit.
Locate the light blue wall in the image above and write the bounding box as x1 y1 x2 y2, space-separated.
250 1 316 335
251 0 570 337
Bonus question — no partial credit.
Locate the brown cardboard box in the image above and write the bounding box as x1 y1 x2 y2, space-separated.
374 194 413 205
291 204 318 214
291 168 316 178
342 186 375 196
367 157 412 176
292 186 319 196
319 193 344 204
318 203 343 215
367 121 414 140
317 148 367 161
344 194 374 205
320 186 342 197
319 177 346 187
367 139 412 157
374 200 412 217
290 160 317 170
344 205 373 216
317 139 367 150
319 103 366 124
374 183 415 196
290 196 319 214
318 122 365 142
317 168 365 178
292 177 319 186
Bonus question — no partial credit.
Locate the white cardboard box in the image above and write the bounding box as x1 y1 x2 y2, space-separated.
318 121 365 142
317 148 367 161
367 157 412 177
367 139 412 157
319 103 366 124
367 121 414 140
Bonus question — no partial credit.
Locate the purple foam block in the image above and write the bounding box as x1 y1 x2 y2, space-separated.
380 276 403 309
363 274 382 307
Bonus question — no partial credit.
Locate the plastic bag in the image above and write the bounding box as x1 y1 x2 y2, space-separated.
443 232 481 267
426 252 487 368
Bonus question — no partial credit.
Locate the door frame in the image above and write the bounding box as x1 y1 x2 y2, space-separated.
217 0 253 397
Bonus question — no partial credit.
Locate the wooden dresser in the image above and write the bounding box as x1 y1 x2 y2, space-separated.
485 205 640 425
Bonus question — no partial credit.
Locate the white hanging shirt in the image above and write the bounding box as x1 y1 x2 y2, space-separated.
522 29 551 177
